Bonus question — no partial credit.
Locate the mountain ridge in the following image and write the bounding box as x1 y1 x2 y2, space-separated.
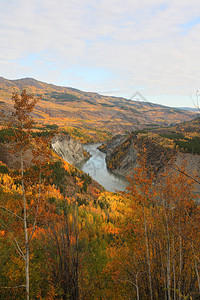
0 76 197 136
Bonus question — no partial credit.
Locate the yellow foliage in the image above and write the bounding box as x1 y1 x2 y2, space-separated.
63 161 71 173
0 174 23 194
45 184 63 200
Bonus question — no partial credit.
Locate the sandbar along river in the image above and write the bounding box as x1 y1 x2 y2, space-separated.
76 143 128 192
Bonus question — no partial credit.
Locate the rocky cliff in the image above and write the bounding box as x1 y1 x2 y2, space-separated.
99 134 137 176
101 134 174 176
0 133 88 169
51 134 89 165
101 133 200 182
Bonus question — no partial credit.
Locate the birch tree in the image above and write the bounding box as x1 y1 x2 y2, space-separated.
1 90 39 299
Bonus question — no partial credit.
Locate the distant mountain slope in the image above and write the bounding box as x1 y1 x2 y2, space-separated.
176 107 199 112
0 77 197 135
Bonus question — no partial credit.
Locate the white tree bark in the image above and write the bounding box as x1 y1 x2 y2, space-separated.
144 212 153 300
21 150 29 300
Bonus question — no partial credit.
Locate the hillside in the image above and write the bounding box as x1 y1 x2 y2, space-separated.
0 77 197 138
0 83 200 300
100 118 200 178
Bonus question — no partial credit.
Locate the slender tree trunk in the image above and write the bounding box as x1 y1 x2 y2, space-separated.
73 200 79 300
167 241 171 300
192 246 200 293
135 272 140 300
164 208 171 300
178 221 182 300
172 235 176 300
25 240 29 300
191 244 200 293
144 212 153 300
159 240 167 300
21 150 29 300
75 233 79 300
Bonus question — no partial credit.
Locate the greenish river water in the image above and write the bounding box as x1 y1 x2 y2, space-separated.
76 143 128 192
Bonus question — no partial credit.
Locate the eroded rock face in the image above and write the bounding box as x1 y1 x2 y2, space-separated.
101 134 200 183
0 134 88 169
108 140 138 176
51 134 89 164
100 135 138 176
101 134 175 176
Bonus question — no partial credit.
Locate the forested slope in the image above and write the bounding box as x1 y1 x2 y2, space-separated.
0 90 200 300
100 118 200 180
0 77 197 137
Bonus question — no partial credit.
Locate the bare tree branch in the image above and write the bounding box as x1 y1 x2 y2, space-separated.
1 285 26 289
117 278 138 288
190 91 200 111
170 164 200 185
11 238 25 261
0 205 24 221
0 219 25 260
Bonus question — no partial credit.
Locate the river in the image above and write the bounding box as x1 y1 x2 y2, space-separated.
76 143 128 192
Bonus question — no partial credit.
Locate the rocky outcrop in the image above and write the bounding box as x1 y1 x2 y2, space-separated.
0 134 89 169
106 138 138 176
174 152 200 178
99 134 126 154
101 134 175 176
99 135 137 176
101 134 200 182
51 134 89 164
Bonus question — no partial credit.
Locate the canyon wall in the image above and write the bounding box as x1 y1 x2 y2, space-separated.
51 134 89 165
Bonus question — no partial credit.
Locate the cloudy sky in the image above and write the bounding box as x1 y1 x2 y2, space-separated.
1 0 200 107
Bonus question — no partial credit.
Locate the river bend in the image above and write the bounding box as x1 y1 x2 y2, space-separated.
76 143 128 192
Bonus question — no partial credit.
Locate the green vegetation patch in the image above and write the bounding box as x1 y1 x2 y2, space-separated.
31 131 52 138
160 133 185 140
101 103 115 107
44 124 59 130
175 137 200 154
0 163 9 174
159 133 200 154
0 128 15 143
45 92 81 102
84 99 97 105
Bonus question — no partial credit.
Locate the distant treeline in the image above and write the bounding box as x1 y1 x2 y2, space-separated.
0 125 59 142
160 133 200 154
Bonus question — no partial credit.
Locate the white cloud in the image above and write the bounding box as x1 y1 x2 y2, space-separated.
0 0 200 106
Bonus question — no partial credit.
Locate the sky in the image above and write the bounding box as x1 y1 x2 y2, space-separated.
1 0 200 107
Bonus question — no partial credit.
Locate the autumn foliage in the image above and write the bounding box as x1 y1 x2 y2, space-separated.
0 91 200 299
